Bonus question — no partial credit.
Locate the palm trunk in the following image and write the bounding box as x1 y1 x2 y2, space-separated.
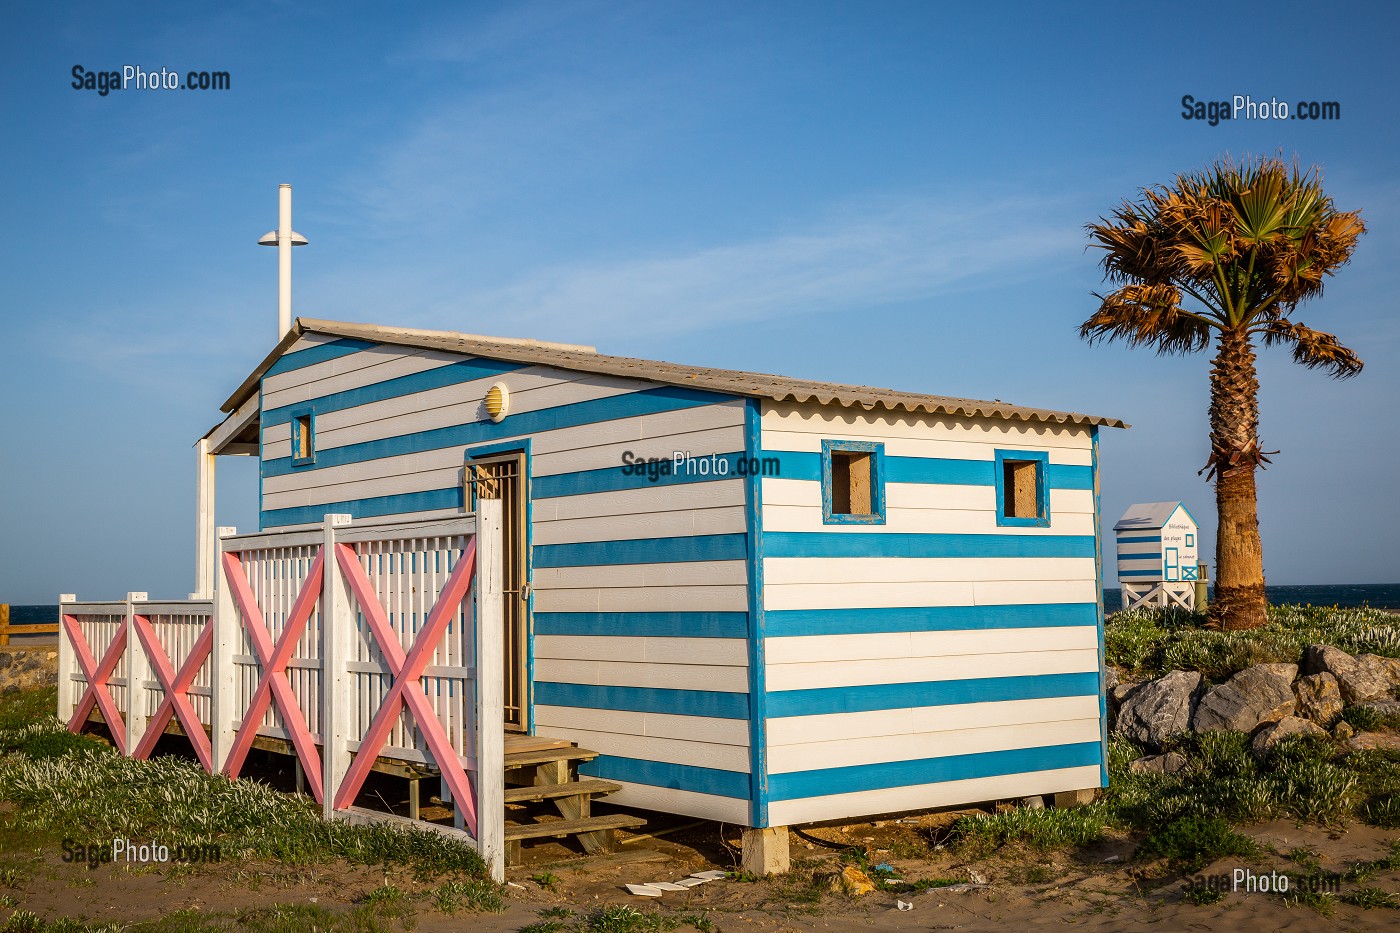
1207 328 1268 630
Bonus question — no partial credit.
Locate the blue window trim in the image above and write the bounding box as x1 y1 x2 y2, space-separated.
821 439 886 525
1185 532 1195 547
290 406 316 467
994 449 1050 528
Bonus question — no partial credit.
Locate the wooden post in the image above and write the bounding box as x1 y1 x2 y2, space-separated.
0 603 8 646
210 527 239 773
194 439 217 599
1194 564 1209 611
475 499 506 882
123 592 150 757
56 596 76 722
320 514 355 821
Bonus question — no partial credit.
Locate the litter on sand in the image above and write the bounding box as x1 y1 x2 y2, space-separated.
691 870 727 880
676 878 708 887
648 882 689 891
625 884 664 897
896 900 914 911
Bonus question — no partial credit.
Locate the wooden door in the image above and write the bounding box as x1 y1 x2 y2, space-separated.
466 452 530 732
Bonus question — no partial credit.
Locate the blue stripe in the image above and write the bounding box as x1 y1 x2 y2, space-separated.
263 487 461 527
1116 569 1161 577
1116 534 1161 543
264 356 529 427
743 397 769 825
765 603 1098 637
766 672 1099 718
534 452 748 498
767 452 1093 490
768 742 1102 801
763 532 1097 560
534 611 749 639
580 754 749 799
262 384 730 478
266 338 380 377
534 681 749 719
534 534 747 567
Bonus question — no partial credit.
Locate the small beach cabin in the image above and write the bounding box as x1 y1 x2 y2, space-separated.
60 310 1128 876
1114 501 1200 610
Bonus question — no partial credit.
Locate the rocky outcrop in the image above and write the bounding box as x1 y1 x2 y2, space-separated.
0 648 58 693
1251 716 1327 754
1293 672 1345 726
1192 663 1297 733
1116 670 1201 749
1347 732 1400 754
1127 752 1188 775
1303 645 1394 704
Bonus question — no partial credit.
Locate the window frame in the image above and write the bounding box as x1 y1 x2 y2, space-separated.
821 439 886 525
994 448 1050 527
290 406 316 467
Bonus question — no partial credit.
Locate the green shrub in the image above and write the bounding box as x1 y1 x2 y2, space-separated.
1136 815 1258 872
949 804 1110 856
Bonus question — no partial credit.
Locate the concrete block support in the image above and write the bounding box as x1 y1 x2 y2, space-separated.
1054 788 1098 808
741 826 790 876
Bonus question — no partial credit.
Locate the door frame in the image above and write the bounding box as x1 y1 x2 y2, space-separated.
1164 546 1180 582
464 439 534 734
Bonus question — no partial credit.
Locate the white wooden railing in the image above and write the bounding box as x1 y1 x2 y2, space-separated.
57 503 505 879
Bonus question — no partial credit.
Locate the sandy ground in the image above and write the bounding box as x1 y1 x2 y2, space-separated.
3 809 1397 932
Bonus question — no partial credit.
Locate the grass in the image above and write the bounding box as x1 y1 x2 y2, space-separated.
1105 604 1400 682
949 805 1110 858
430 877 504 913
517 905 714 933
1135 816 1258 873
1343 703 1400 732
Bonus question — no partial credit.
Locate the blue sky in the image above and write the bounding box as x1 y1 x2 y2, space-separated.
2 2 1397 602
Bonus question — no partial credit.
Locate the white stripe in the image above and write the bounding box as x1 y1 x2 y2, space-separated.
262 347 462 411
533 585 749 614
765 626 1099 664
534 481 746 521
533 506 747 545
766 765 1102 825
763 647 1100 691
534 561 747 589
765 695 1101 746
535 704 749 746
601 781 750 822
535 635 749 666
763 557 1097 585
762 579 1097 611
762 502 1098 535
762 429 1095 464
534 658 749 693
536 724 750 772
768 718 1102 774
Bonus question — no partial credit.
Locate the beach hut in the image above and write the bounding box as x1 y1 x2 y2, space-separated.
56 189 1130 876
1113 501 1201 610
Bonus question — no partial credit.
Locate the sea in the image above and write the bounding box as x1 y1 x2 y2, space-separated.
8 584 1400 628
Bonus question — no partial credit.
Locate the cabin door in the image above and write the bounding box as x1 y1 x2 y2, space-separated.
1164 547 1180 582
465 451 531 733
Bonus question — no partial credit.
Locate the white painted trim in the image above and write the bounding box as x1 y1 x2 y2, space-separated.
765 695 1101 746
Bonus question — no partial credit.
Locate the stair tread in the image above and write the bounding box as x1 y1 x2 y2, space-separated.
503 780 623 804
504 813 646 841
504 746 600 768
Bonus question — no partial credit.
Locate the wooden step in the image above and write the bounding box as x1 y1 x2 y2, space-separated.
503 779 622 805
504 746 599 769
503 813 645 842
504 734 574 754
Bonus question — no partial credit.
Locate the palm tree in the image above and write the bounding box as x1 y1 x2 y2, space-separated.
1081 156 1365 630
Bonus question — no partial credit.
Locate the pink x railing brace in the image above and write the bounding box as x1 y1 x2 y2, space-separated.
221 549 327 802
132 615 214 770
331 538 479 834
60 613 130 754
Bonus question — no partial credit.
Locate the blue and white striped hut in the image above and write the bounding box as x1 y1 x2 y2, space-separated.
200 317 1127 870
1114 501 1201 610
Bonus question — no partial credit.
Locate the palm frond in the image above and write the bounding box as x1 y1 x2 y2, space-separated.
1256 319 1363 377
1079 285 1213 354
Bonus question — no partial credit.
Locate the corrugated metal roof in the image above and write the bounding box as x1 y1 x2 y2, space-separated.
221 318 1128 429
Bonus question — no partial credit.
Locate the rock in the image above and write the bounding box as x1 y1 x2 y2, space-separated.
834 865 875 896
1019 796 1045 809
1355 700 1400 718
1251 716 1327 755
1127 752 1188 775
1347 732 1400 754
1294 673 1345 726
1104 668 1120 692
1116 671 1202 749
1303 645 1393 704
0 654 10 669
1374 655 1400 686
1332 721 1355 741
1192 664 1297 733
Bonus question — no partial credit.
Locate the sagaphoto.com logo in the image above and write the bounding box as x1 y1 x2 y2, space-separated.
1181 94 1340 126
72 64 230 97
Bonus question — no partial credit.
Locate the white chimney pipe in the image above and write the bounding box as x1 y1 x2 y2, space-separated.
258 183 309 341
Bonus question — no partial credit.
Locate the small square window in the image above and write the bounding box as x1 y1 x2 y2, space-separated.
1185 533 1195 547
290 409 315 465
995 449 1049 527
822 440 885 524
